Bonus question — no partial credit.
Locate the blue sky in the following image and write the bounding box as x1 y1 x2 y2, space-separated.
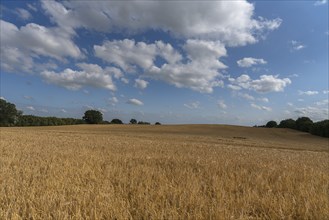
0 0 328 125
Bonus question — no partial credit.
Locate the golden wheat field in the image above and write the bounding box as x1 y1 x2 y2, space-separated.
0 124 328 219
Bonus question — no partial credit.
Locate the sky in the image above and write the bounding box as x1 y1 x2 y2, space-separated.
0 0 328 125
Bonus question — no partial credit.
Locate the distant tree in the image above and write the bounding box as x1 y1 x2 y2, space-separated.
0 99 22 126
295 117 313 132
155 122 161 125
83 110 103 124
130 119 137 124
278 118 296 129
111 118 123 124
138 121 150 125
310 120 329 138
265 120 277 128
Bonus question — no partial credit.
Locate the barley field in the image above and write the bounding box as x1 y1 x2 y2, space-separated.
0 125 328 219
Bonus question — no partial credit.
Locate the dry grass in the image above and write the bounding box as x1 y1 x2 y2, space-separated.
1 124 328 219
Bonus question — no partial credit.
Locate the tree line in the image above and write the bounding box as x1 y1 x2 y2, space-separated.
259 117 329 138
0 99 160 126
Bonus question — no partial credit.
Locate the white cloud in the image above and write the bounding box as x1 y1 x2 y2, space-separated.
258 97 269 103
94 39 157 72
287 102 294 107
41 63 117 91
134 79 149 90
16 8 32 20
0 96 6 100
227 84 242 91
94 39 183 74
97 108 108 113
294 106 328 121
127 98 144 106
237 57 267 68
61 109 67 113
323 90 329 94
298 90 319 95
109 97 119 106
26 106 35 111
42 1 281 46
0 20 82 73
315 99 329 106
218 100 227 109
291 40 305 51
184 101 200 109
95 38 227 93
27 4 38 12
229 74 291 93
251 103 271 111
237 92 255 101
0 20 82 61
121 78 129 84
146 39 226 93
288 73 299 78
314 0 327 6
110 97 118 103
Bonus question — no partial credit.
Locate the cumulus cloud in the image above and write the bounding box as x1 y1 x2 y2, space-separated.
94 39 157 72
184 101 200 109
134 79 149 90
314 0 327 6
41 63 117 91
127 98 144 106
298 90 319 95
42 1 281 46
227 84 242 91
121 78 129 84
146 39 226 93
237 92 255 101
27 3 38 12
109 96 118 104
251 103 271 111
16 8 32 20
229 74 291 93
323 90 329 94
95 39 226 93
0 19 82 73
291 40 305 51
237 57 267 67
0 20 81 61
218 100 227 109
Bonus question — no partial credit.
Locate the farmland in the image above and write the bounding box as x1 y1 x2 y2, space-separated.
1 125 328 219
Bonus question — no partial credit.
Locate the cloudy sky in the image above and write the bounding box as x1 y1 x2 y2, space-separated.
1 0 328 125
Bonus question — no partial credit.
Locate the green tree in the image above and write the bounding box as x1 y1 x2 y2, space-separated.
310 120 329 138
83 110 103 124
278 118 296 129
111 119 123 124
295 117 313 132
0 99 21 126
130 119 137 124
266 120 277 128
155 122 161 125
